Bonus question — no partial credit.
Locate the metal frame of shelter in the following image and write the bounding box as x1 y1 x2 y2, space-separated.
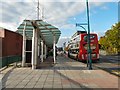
16 20 61 69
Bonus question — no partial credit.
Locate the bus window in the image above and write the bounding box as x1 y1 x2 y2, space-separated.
90 35 95 39
84 36 87 42
84 35 96 42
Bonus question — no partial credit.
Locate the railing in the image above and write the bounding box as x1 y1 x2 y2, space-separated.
0 55 22 68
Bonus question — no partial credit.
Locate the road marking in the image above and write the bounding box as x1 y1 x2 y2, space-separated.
83 70 91 73
111 70 120 75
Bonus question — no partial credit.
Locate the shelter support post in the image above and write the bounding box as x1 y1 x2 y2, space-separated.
22 22 27 67
41 40 44 62
34 29 38 69
38 45 40 57
38 39 41 62
32 29 35 70
22 37 26 67
44 44 47 59
38 43 40 56
53 35 56 64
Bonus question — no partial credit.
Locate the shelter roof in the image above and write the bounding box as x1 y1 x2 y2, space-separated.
16 20 61 47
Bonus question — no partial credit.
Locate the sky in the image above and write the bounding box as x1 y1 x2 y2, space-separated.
0 0 119 47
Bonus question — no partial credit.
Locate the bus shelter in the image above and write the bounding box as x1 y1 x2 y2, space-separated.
16 20 61 69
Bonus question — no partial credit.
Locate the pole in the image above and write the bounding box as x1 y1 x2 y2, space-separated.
53 35 56 64
41 40 43 62
34 28 38 69
44 44 47 59
86 0 92 70
37 0 39 19
22 21 27 67
32 28 35 70
79 26 87 32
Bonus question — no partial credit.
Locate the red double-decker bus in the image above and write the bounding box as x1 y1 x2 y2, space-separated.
67 31 99 62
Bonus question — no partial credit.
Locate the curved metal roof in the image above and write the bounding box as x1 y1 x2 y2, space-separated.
16 20 61 47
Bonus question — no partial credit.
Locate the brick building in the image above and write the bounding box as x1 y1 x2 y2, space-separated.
0 27 22 68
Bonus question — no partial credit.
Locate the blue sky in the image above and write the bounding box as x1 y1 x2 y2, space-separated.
0 1 119 47
60 2 118 37
57 2 118 47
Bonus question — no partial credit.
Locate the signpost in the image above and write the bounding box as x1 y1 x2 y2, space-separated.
76 0 92 70
86 0 92 70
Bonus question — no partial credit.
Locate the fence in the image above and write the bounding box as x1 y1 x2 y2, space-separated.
0 55 22 68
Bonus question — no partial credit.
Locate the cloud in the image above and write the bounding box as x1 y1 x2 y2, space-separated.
0 1 106 31
0 1 110 47
0 1 37 29
100 6 109 10
60 23 75 30
0 22 18 31
57 36 70 47
43 2 86 26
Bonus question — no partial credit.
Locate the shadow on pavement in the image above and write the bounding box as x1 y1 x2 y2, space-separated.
2 67 15 89
37 56 55 69
36 56 89 70
54 69 88 88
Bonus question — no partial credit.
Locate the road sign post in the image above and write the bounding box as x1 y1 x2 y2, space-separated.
86 0 92 70
76 0 92 70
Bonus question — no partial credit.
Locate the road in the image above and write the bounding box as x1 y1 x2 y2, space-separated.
100 55 119 63
65 54 120 77
92 55 120 77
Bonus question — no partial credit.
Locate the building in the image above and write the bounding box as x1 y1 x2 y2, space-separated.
0 27 22 68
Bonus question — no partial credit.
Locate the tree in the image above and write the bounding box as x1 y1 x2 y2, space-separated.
99 22 120 54
99 36 109 50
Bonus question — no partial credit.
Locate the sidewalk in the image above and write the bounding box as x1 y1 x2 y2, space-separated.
1 55 119 90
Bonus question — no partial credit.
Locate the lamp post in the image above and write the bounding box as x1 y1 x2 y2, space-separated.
76 23 89 67
86 0 92 70
76 23 87 31
76 0 92 70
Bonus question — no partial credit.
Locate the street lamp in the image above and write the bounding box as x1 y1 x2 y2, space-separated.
76 0 92 70
76 23 87 31
76 23 89 67
86 0 92 70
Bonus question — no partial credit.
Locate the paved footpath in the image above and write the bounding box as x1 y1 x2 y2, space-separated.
1 55 119 90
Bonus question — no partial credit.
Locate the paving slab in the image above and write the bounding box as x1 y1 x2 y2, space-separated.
1 55 119 89
34 84 44 88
